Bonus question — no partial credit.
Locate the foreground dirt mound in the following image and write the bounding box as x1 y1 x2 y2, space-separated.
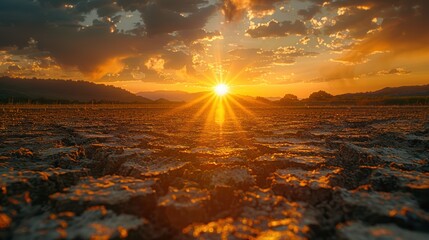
1 106 428 239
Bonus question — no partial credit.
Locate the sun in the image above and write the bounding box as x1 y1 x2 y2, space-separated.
214 83 229 96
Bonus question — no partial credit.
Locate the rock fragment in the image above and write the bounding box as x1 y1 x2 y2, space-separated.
158 187 210 228
13 206 145 240
337 221 429 240
50 175 156 215
184 188 319 239
272 168 338 204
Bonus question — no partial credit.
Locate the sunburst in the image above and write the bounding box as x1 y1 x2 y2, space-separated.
160 66 258 149
214 83 229 97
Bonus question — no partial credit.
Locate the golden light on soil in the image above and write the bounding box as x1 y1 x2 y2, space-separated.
214 84 229 96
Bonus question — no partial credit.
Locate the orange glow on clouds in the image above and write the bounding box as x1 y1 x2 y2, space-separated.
90 57 126 80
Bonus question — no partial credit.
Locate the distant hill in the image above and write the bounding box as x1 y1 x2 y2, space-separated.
0 76 153 103
338 85 429 98
136 90 207 102
276 84 429 106
2 76 428 105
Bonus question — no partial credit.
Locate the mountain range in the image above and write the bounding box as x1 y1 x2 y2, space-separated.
1 76 428 105
337 85 429 98
274 85 429 106
0 76 153 103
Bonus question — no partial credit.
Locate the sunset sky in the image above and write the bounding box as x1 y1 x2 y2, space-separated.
1 0 428 98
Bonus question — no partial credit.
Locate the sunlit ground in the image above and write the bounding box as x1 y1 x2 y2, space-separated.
2 68 428 240
1 103 428 239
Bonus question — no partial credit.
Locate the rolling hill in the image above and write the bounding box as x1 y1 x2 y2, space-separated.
0 76 153 103
338 85 429 98
277 84 429 105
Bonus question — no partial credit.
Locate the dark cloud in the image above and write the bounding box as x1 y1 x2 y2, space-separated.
314 0 429 63
1 0 427 84
0 0 217 79
323 8 377 39
142 3 216 36
7 64 22 72
246 20 306 38
163 51 194 71
157 0 209 13
298 5 321 20
177 29 222 45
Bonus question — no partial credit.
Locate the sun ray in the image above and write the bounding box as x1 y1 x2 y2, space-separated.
162 92 212 118
158 78 256 151
189 95 217 125
227 95 255 117
223 95 252 143
176 94 217 133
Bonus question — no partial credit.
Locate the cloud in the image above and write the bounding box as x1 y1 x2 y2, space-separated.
298 5 321 20
156 0 209 13
378 68 411 76
225 46 318 84
1 0 427 86
228 48 261 58
7 64 22 72
246 20 306 38
315 0 429 63
162 51 195 74
174 29 222 46
222 0 285 21
299 36 310 45
275 46 318 57
96 49 197 83
0 0 218 80
142 3 216 36
323 6 377 39
229 46 316 62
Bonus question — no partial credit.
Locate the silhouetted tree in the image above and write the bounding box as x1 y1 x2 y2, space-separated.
279 94 299 105
309 91 333 101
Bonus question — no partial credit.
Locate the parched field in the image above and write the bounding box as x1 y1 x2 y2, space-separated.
1 105 428 239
